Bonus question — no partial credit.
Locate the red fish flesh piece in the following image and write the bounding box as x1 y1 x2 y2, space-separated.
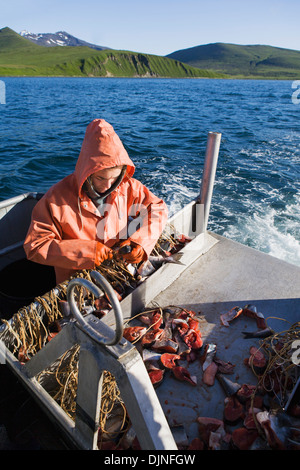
172 366 197 386
183 308 197 317
187 317 200 331
236 383 257 403
232 428 259 450
201 344 218 385
203 361 218 386
93 296 111 312
152 338 179 353
242 304 267 329
175 308 196 320
214 358 235 374
247 346 267 374
208 430 223 450
256 411 286 450
177 234 192 244
201 343 217 370
148 368 164 387
244 407 262 430
141 329 163 346
113 289 123 301
220 306 243 327
173 331 191 356
197 417 225 446
172 318 189 334
123 326 147 342
47 332 58 342
160 353 181 369
208 425 230 450
151 312 163 330
139 310 162 330
182 329 203 350
224 396 245 424
139 310 158 325
18 346 30 363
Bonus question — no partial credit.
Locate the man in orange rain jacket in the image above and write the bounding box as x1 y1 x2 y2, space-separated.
24 119 168 284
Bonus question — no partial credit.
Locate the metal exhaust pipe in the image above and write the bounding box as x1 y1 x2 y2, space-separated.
199 131 222 231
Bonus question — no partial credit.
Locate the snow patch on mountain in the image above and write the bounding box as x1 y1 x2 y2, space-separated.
19 30 108 50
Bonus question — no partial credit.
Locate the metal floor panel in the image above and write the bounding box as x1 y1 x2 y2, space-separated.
143 233 300 441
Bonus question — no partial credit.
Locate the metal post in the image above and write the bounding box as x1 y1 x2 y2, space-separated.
199 132 221 231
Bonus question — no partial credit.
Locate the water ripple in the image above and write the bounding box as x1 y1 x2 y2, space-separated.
0 77 299 266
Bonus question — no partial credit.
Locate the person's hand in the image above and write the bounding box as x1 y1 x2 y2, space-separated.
96 242 113 265
116 240 146 264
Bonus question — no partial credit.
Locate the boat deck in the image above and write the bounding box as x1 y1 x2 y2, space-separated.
0 231 299 449
146 232 300 441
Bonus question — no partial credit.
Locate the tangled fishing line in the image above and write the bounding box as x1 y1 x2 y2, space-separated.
0 226 181 443
249 319 300 410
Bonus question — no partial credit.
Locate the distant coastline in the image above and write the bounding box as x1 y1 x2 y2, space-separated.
0 75 296 81
0 28 224 79
1 27 300 80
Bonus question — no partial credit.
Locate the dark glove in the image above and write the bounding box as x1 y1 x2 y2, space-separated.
95 241 113 265
116 240 146 264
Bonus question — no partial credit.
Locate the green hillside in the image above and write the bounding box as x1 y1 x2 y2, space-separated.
167 42 300 79
0 27 224 78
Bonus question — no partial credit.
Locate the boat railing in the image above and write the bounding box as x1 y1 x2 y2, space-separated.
0 192 43 267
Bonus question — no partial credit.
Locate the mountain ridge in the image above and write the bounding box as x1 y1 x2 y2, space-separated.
0 27 223 78
2 27 300 79
166 42 300 78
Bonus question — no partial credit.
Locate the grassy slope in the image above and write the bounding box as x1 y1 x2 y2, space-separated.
167 42 300 79
0 27 225 78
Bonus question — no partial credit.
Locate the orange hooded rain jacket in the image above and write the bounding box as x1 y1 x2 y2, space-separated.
24 119 168 284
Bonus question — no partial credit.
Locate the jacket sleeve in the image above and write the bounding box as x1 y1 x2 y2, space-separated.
126 180 168 257
24 195 98 271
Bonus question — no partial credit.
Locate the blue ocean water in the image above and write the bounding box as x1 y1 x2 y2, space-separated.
0 77 299 266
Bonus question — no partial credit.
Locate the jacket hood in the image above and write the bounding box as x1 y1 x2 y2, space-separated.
75 119 135 197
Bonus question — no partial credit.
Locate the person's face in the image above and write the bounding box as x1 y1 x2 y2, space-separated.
91 166 123 194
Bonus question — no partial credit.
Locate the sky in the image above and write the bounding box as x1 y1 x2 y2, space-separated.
1 0 300 55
